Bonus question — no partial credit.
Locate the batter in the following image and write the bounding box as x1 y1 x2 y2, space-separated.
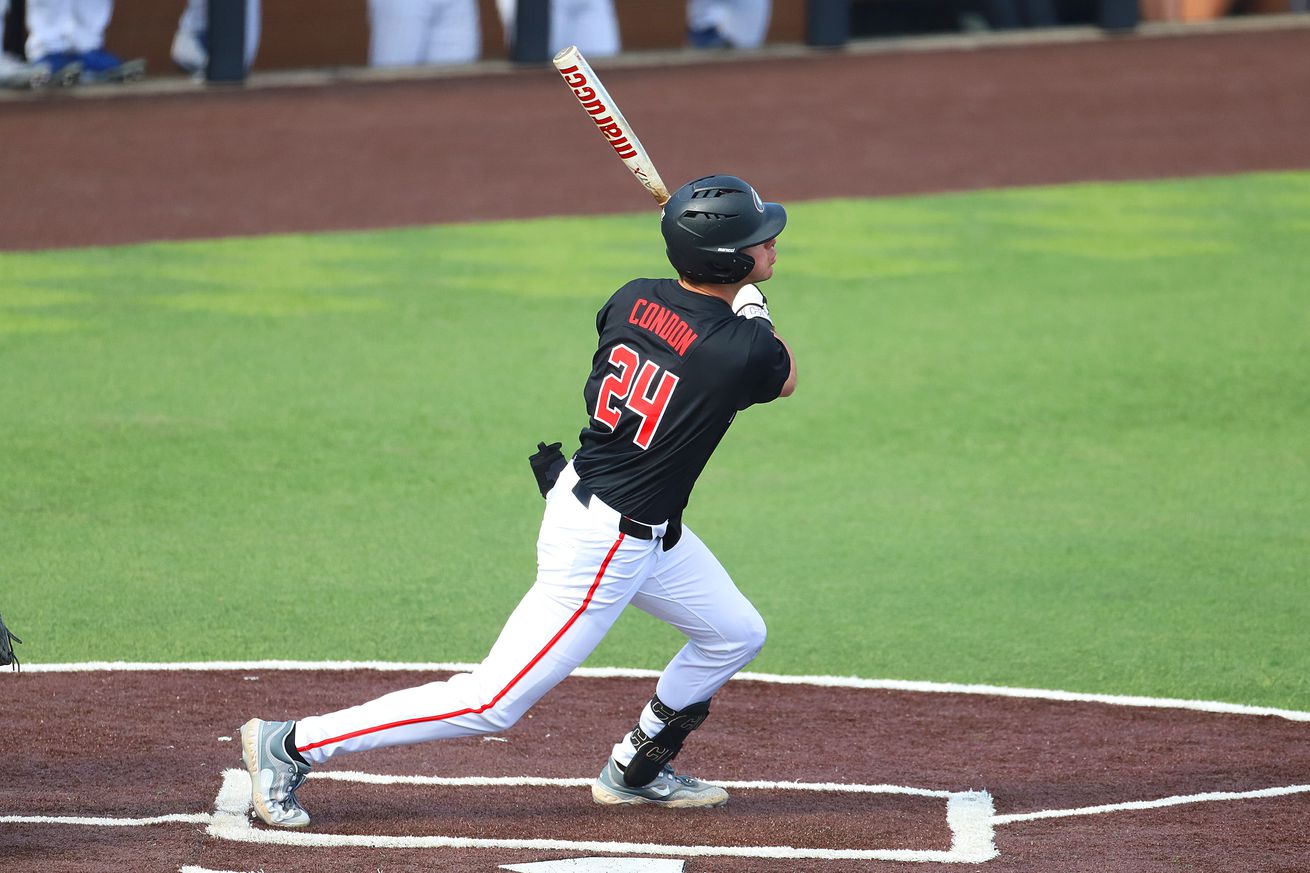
241 174 797 826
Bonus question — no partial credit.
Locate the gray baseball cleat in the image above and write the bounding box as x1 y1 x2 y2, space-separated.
592 759 729 808
240 718 312 827
0 53 54 89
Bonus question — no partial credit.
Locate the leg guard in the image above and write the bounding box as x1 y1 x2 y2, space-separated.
622 695 712 788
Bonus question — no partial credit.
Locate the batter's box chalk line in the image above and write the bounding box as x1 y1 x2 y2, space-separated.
8 772 1310 867
208 768 999 863
26 660 1310 724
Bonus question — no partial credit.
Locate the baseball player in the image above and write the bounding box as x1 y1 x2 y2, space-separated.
241 174 796 827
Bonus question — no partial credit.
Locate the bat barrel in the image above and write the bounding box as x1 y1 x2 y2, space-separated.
554 46 672 207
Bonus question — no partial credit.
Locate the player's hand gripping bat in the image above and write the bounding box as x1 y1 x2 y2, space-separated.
553 45 671 207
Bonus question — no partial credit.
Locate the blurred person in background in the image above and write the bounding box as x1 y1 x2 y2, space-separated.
496 0 620 58
24 0 143 83
171 0 261 76
687 0 771 49
368 0 480 66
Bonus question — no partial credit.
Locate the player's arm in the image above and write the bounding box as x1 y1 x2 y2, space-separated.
772 330 797 397
733 283 796 399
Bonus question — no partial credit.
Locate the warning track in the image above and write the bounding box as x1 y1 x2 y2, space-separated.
2 664 1308 872
1 26 1308 252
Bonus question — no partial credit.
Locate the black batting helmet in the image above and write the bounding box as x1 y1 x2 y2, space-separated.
661 175 787 284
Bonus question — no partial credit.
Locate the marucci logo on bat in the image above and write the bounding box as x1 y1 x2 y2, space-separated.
559 65 639 160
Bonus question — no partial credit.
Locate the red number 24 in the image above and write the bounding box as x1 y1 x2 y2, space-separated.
594 344 679 450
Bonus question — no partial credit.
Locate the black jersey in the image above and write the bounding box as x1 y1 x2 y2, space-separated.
573 278 791 523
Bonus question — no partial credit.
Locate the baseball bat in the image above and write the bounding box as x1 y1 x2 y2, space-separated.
553 45 672 207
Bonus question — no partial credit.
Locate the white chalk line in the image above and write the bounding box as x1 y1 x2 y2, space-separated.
992 783 1310 825
22 659 1310 723
310 770 958 797
13 769 1310 866
207 769 998 864
0 813 211 827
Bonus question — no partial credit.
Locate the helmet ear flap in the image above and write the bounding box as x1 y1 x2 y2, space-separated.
728 251 759 281
717 251 755 284
686 251 752 284
706 253 735 274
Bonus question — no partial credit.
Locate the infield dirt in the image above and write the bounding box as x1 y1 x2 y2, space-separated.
4 668 1310 871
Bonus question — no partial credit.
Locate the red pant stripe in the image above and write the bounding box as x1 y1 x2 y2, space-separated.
298 533 627 754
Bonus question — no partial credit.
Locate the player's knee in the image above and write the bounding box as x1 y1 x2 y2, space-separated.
479 706 522 733
725 613 767 664
445 672 527 733
743 614 767 658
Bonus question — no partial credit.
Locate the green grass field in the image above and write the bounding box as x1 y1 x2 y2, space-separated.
2 171 1307 710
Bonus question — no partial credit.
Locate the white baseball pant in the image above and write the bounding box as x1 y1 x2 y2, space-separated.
294 461 766 765
495 0 621 58
25 0 112 58
368 0 480 67
688 0 773 49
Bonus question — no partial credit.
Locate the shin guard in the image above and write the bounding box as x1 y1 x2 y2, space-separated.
622 695 712 788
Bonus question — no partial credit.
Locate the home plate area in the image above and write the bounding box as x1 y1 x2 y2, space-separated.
208 767 995 865
5 664 1310 871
